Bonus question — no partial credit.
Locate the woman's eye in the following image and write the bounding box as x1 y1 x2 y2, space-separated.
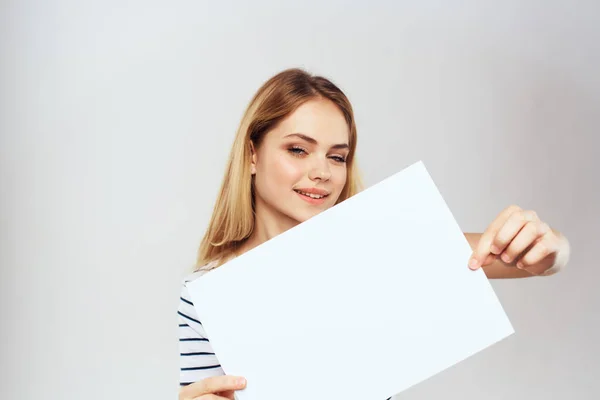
288 147 307 156
330 155 346 163
288 146 346 163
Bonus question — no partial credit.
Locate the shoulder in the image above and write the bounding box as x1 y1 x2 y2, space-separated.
179 260 219 304
181 260 218 285
178 262 218 335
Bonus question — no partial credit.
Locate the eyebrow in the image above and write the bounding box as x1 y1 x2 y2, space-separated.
283 133 349 150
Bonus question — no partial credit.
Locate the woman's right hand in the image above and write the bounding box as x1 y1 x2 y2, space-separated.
179 375 247 400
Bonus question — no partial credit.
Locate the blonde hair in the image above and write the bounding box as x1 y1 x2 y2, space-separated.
194 68 363 271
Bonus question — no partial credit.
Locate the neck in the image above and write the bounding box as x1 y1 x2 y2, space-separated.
237 198 298 256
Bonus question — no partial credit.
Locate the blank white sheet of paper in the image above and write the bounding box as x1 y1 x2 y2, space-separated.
186 160 514 400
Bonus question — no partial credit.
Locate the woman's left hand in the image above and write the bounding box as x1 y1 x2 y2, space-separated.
468 205 570 276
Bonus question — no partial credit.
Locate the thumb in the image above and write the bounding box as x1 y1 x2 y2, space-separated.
481 253 497 267
469 234 495 270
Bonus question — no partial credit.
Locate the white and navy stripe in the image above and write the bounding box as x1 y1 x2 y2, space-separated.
178 268 224 386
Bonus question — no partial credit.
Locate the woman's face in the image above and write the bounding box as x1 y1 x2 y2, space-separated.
251 98 350 226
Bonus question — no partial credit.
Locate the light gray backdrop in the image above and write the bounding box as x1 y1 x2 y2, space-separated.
1 1 598 399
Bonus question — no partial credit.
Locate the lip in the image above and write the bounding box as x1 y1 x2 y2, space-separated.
294 187 330 196
294 188 330 205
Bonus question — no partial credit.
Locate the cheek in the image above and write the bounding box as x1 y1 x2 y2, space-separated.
332 166 348 189
259 153 305 188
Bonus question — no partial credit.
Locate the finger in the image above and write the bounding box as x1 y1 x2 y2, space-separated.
517 236 559 275
490 210 539 256
498 221 543 265
469 205 521 269
180 376 246 399
481 253 498 267
216 390 236 400
193 395 229 400
200 376 246 395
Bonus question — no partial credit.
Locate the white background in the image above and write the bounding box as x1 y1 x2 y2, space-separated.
1 1 598 399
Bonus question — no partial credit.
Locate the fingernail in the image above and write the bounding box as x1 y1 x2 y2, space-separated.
516 261 524 269
490 245 500 254
237 377 246 386
468 258 479 269
501 253 510 263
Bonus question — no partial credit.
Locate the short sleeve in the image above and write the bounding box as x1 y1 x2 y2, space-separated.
178 279 224 386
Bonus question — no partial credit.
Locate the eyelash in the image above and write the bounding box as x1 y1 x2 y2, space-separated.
288 146 346 163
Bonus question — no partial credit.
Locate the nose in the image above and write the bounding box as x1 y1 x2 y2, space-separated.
308 159 331 182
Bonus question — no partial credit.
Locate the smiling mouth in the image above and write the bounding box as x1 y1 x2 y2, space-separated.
293 189 329 200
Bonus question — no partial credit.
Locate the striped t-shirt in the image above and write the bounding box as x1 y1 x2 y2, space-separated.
177 266 393 400
178 267 224 386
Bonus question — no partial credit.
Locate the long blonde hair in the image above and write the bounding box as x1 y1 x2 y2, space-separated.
195 68 363 271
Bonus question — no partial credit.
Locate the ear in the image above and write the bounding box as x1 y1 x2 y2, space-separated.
250 140 257 175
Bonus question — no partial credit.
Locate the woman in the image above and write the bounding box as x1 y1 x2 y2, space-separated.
177 68 571 399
